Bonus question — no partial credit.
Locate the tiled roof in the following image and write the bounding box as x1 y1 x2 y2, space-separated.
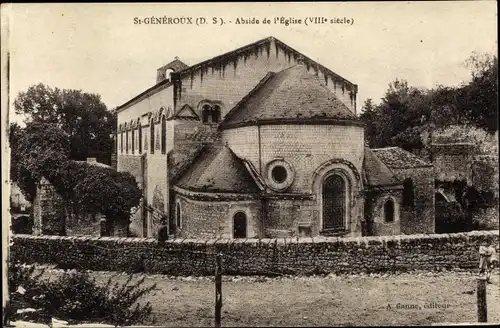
372 147 432 169
221 64 359 127
168 145 207 183
185 130 221 142
175 145 260 193
363 148 400 187
116 36 357 113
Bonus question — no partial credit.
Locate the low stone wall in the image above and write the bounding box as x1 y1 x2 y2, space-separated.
10 230 498 276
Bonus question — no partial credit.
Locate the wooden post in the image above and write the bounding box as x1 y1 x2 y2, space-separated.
215 253 222 328
477 276 487 323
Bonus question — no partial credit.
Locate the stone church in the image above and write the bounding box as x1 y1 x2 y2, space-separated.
115 36 435 239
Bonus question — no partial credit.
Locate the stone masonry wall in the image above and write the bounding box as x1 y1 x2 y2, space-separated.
176 195 262 239
391 167 435 235
11 230 498 276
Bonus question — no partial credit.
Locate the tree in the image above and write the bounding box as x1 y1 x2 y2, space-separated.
13 84 116 164
13 123 141 231
13 123 71 201
463 52 498 131
359 51 498 153
9 122 24 182
360 79 430 152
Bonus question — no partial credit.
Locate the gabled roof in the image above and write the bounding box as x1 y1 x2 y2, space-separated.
363 148 401 187
176 36 356 88
172 104 199 120
158 58 189 72
115 36 357 114
220 64 360 128
175 145 261 193
372 147 433 169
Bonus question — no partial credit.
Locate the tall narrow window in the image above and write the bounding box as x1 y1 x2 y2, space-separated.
150 122 155 154
202 104 210 123
403 178 414 208
322 174 346 231
233 212 247 238
384 199 395 223
161 115 166 154
212 105 221 123
125 130 129 154
120 132 123 154
131 128 135 153
138 124 142 153
176 202 181 229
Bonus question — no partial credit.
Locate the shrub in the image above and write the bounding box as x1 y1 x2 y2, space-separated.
6 260 48 325
11 215 33 234
7 262 157 326
435 201 469 233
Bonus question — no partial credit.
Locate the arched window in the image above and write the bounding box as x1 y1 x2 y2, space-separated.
161 115 166 154
233 212 247 238
131 128 135 153
322 174 346 231
120 131 123 154
403 178 414 208
384 199 395 223
176 202 181 229
202 104 210 123
138 123 142 153
150 121 155 154
165 68 174 81
125 129 129 154
212 105 221 123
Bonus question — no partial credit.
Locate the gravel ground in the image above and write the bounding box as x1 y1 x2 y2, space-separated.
18 266 497 327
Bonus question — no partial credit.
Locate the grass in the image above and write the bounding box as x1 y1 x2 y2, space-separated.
33 268 500 327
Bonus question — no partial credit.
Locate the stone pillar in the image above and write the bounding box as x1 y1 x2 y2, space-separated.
33 177 66 236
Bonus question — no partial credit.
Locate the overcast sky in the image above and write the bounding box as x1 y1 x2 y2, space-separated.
6 2 497 124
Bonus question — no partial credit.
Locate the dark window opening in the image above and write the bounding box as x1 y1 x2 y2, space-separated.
212 105 221 123
202 104 210 123
131 129 135 153
138 125 142 153
403 178 414 208
384 199 395 223
150 122 155 154
161 115 166 154
233 212 247 238
125 130 129 154
201 104 222 123
271 166 287 183
120 132 123 153
322 174 346 231
176 202 181 229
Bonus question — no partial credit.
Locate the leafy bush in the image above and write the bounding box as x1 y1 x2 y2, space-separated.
7 260 157 326
11 215 33 234
12 123 142 234
7 260 48 325
435 201 469 233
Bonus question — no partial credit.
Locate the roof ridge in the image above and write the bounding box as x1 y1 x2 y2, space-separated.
116 36 357 113
220 71 276 127
363 148 401 187
176 36 275 77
